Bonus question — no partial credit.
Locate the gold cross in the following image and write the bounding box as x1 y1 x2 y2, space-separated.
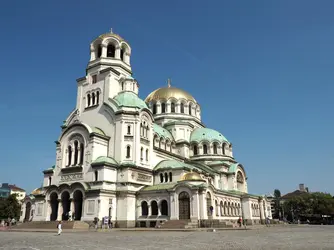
167 78 171 88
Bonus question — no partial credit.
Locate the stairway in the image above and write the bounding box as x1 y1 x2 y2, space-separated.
160 220 198 229
14 221 89 230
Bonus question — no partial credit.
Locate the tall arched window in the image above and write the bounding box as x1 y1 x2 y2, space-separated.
160 173 163 183
68 146 72 166
48 176 52 186
169 172 172 182
107 44 115 57
193 145 198 155
164 172 168 182
140 147 143 160
203 144 208 154
180 103 184 113
171 103 175 113
189 105 192 115
126 146 131 158
74 141 79 165
141 201 148 216
161 103 166 113
92 92 96 105
120 48 124 61
222 143 226 155
87 94 91 107
213 144 218 154
145 149 149 161
127 125 131 135
96 91 100 105
94 170 98 181
80 143 84 164
153 104 157 114
97 45 102 58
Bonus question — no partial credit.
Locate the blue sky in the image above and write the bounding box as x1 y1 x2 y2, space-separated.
1 0 334 195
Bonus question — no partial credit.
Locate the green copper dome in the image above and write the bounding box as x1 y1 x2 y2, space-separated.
153 124 174 141
92 156 118 166
190 128 229 143
114 92 148 109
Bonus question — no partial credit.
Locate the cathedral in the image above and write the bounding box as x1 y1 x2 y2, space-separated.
20 30 272 227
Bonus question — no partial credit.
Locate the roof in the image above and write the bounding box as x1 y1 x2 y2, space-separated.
145 86 197 103
190 127 229 144
153 124 174 141
281 190 308 199
114 92 148 109
154 159 216 175
92 127 106 136
8 185 25 192
92 156 118 166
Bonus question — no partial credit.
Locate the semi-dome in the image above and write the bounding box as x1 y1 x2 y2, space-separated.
181 172 204 181
145 86 196 103
190 128 229 143
114 92 148 109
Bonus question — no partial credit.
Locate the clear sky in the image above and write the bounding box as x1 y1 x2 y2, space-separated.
1 0 333 195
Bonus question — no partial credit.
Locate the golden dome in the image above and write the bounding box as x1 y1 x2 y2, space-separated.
145 85 197 103
31 188 43 196
181 172 204 181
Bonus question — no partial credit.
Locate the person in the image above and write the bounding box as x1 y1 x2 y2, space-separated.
266 216 270 227
238 217 242 228
57 221 62 235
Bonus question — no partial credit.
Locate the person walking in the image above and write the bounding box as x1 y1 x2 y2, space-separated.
57 221 62 235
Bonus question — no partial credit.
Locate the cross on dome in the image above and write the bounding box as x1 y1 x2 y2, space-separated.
110 28 113 34
167 78 171 88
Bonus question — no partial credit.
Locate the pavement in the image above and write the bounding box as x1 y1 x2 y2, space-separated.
1 225 334 249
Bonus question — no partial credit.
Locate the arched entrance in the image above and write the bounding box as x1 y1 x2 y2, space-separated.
206 192 212 217
50 193 59 221
151 201 158 216
24 202 31 222
61 191 70 221
73 190 83 220
141 201 148 216
178 192 190 220
161 200 168 216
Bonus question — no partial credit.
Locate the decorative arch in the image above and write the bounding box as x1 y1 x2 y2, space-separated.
141 201 148 216
150 200 158 216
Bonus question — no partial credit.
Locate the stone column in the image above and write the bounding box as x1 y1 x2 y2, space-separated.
260 201 265 221
115 46 121 59
65 149 69 166
57 200 63 221
101 44 107 57
70 199 75 217
71 149 75 166
46 200 51 221
148 205 152 216
77 146 81 166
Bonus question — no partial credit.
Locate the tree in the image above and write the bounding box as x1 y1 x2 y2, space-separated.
273 189 281 219
0 194 21 219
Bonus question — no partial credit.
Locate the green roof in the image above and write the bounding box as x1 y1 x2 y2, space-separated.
153 159 216 175
92 127 106 136
207 161 232 166
114 92 148 109
153 124 174 141
228 163 239 173
92 156 118 165
190 128 229 143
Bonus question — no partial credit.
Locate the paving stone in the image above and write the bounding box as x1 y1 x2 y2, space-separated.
0 225 334 249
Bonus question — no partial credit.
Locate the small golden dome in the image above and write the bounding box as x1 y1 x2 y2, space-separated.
181 172 204 181
145 86 197 103
31 188 43 195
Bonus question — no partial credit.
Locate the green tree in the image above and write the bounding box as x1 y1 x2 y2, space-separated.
0 194 21 219
273 189 281 219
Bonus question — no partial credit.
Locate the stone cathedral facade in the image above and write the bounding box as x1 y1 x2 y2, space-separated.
20 30 272 227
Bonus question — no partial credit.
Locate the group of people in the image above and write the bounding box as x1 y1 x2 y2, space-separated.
237 216 271 227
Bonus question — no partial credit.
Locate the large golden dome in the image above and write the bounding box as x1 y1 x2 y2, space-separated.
145 85 197 103
181 172 204 181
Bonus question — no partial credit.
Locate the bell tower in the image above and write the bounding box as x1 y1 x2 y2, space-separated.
87 28 132 77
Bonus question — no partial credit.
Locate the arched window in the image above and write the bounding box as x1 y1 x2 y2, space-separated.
48 176 52 186
222 143 225 155
94 170 98 181
160 173 163 183
161 103 166 113
193 145 198 155
141 201 148 216
153 104 157 114
107 44 115 57
164 172 168 182
161 200 168 216
140 147 143 160
87 94 91 107
120 48 124 61
80 143 84 164
92 92 96 105
146 149 149 161
213 144 217 154
169 172 172 182
96 91 100 105
127 125 131 135
67 145 72 166
189 105 192 115
171 103 175 113
180 103 184 113
97 45 102 58
126 146 131 158
151 201 158 216
122 82 124 90
203 144 208 154
74 141 79 165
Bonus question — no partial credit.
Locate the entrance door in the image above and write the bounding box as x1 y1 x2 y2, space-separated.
178 192 190 220
25 202 31 222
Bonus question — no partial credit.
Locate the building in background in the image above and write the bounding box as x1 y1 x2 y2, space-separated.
281 184 309 201
0 183 26 201
0 183 10 198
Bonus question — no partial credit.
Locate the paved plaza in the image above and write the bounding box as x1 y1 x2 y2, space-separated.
1 226 334 249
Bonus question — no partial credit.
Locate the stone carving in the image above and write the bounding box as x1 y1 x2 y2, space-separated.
136 173 152 183
60 173 83 182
